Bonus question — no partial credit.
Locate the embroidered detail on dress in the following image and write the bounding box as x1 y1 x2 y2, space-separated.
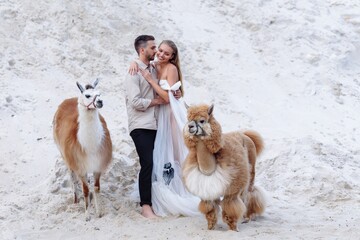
163 162 174 185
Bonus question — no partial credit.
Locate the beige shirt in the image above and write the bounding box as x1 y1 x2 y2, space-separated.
125 60 159 133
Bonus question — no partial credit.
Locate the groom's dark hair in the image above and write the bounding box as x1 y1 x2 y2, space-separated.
134 35 155 55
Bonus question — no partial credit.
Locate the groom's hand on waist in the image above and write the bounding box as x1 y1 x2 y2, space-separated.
150 97 167 107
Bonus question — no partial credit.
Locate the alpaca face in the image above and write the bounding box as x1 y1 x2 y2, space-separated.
186 118 211 136
77 79 103 109
185 104 214 137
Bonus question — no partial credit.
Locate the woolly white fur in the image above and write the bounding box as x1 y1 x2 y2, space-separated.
184 164 232 200
77 104 105 172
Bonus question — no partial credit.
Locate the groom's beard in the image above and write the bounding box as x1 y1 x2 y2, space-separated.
146 53 155 61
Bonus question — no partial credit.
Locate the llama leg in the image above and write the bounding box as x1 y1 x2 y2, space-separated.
199 199 220 230
70 171 80 204
221 194 246 231
79 175 91 221
93 172 103 218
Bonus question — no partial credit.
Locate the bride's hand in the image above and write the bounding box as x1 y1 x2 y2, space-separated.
139 68 154 83
172 90 181 99
128 61 139 75
153 96 166 105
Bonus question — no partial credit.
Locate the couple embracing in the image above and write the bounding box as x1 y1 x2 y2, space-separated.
124 35 200 218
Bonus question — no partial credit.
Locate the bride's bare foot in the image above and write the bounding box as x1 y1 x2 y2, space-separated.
141 205 158 219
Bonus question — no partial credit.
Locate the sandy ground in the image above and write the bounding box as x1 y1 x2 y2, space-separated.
1 0 360 239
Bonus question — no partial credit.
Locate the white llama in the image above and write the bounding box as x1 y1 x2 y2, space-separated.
53 79 112 221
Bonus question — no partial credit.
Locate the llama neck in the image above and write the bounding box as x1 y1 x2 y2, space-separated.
77 105 104 152
197 141 217 175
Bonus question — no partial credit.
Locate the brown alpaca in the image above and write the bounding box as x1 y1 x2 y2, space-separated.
53 79 112 221
182 104 266 231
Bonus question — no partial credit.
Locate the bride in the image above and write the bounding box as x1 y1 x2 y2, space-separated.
130 40 200 217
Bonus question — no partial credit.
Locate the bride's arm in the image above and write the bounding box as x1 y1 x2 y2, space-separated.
129 60 157 75
139 65 179 103
166 65 178 87
139 69 170 103
167 64 182 99
165 65 181 98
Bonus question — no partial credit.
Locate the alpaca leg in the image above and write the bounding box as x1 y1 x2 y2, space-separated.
199 199 220 230
245 186 266 221
93 172 103 218
221 194 246 231
79 175 91 221
70 171 81 204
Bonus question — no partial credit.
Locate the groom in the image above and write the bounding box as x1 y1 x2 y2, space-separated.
124 35 166 218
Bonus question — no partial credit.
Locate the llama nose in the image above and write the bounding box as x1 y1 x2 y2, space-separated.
96 99 103 108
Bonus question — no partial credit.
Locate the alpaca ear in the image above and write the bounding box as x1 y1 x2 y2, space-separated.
93 78 100 88
208 104 214 115
76 82 85 93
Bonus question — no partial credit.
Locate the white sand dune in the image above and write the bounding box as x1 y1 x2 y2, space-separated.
1 0 359 239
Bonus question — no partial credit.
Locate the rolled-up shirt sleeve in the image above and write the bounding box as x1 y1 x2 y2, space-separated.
125 74 152 111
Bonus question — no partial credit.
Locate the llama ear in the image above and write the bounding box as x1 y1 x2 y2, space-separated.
208 104 214 116
93 78 100 88
76 82 85 93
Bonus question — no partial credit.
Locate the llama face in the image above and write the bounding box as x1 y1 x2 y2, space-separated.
77 80 103 110
81 89 103 109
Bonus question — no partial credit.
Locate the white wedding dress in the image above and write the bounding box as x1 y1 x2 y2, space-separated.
151 80 200 217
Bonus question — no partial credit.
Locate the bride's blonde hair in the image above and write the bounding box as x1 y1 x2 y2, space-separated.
160 40 184 96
